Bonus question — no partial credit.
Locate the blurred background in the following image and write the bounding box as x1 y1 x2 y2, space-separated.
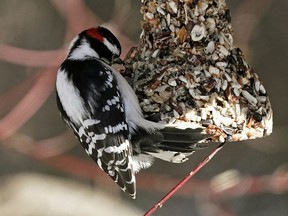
0 0 287 215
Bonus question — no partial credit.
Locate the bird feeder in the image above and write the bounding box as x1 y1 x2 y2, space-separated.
124 0 273 143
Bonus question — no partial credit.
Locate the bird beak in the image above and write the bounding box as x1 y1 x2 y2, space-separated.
113 57 124 65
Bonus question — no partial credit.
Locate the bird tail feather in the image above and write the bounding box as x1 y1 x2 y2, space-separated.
132 127 210 163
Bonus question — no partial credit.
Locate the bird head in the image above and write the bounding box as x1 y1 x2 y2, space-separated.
67 26 122 65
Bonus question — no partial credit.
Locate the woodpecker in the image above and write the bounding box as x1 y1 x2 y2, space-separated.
56 26 209 198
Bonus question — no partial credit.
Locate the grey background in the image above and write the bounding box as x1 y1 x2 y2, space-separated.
0 0 287 215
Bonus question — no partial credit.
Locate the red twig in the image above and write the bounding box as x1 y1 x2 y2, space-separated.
0 44 64 67
144 142 225 216
0 67 57 141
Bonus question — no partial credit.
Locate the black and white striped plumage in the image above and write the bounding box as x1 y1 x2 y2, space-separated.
56 26 209 198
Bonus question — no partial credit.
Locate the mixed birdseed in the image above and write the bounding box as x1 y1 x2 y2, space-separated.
123 0 273 142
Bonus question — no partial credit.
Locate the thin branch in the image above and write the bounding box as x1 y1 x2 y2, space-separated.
144 142 225 216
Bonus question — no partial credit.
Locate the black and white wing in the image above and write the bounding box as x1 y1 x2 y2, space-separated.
56 59 136 198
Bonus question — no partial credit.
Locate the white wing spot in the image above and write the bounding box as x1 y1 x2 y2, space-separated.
83 119 100 128
97 147 104 157
97 158 103 170
108 170 115 176
107 100 112 106
92 133 106 142
104 122 128 134
78 126 85 139
114 96 120 102
104 140 129 154
88 141 96 155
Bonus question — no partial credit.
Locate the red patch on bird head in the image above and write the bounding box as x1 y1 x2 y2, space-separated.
86 27 104 42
